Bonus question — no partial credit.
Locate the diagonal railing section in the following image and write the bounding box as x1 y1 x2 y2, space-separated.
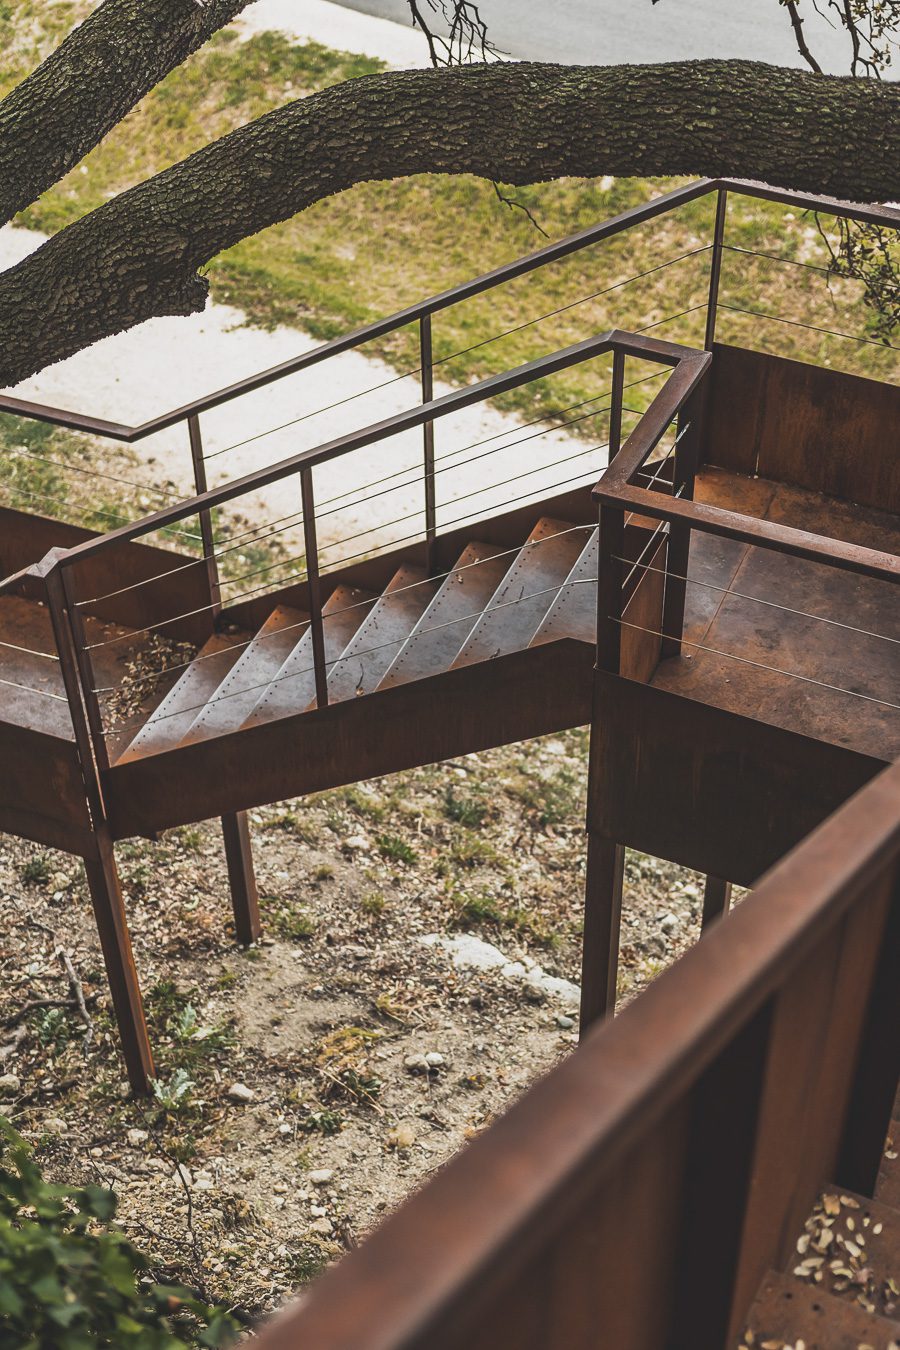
19 330 703 774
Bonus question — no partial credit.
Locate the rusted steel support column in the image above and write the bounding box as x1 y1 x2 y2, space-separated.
702 874 733 930
222 810 261 946
83 829 155 1095
420 314 437 573
834 869 900 1197
579 834 625 1032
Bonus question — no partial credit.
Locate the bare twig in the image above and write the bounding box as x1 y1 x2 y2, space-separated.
55 946 94 1053
492 181 550 238
782 0 825 70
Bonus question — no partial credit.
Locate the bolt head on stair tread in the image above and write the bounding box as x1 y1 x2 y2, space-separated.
177 605 308 746
324 564 437 705
117 629 249 763
450 516 592 670
377 541 512 691
738 1269 900 1349
240 583 375 728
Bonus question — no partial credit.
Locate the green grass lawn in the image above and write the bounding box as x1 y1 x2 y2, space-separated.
10 22 898 416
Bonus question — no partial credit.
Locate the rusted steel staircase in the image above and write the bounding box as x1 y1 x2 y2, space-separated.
117 518 596 762
0 178 898 1117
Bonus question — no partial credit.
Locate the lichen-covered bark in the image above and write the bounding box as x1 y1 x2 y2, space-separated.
0 0 251 225
0 58 897 387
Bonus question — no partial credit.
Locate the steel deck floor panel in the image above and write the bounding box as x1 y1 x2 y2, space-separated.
651 468 900 762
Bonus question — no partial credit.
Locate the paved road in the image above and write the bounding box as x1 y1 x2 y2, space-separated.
328 0 855 73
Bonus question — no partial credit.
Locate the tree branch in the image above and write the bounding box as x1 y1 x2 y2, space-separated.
782 0 825 72
0 0 253 225
0 59 897 386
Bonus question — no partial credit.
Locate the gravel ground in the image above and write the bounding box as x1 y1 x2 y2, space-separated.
0 727 711 1328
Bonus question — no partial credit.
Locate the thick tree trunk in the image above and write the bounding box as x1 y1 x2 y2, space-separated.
0 59 897 387
0 0 251 225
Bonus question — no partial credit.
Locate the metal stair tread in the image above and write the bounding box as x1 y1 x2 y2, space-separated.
378 541 511 691
450 517 591 669
241 583 375 728
531 525 599 647
739 1268 900 1348
178 605 309 745
117 630 248 763
325 565 437 705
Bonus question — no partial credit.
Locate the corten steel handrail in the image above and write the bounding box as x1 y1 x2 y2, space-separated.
251 758 900 1350
48 330 695 563
39 329 701 766
593 395 900 587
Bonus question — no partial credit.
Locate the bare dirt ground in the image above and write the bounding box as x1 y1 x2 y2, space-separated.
0 726 707 1328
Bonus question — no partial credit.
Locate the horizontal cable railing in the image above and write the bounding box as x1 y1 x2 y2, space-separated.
10 331 701 771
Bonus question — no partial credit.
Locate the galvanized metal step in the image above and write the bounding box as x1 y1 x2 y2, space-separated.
241 584 375 727
450 517 591 670
178 605 309 745
325 565 437 705
378 542 510 691
117 630 247 763
738 1268 900 1349
531 526 599 646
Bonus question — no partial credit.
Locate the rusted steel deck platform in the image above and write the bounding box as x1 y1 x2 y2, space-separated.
652 466 900 761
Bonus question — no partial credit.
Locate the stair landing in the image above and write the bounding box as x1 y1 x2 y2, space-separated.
650 467 900 763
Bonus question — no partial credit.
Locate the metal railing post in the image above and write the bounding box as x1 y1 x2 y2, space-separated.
42 558 107 820
301 465 328 709
596 500 625 679
187 413 222 618
705 188 728 351
661 385 704 659
608 347 625 463
58 565 111 773
420 315 437 573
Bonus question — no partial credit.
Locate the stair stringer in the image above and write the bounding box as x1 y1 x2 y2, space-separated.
103 636 596 839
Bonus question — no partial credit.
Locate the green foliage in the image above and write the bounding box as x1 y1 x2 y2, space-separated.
443 785 489 828
32 1007 78 1054
375 835 417 866
150 1068 196 1114
19 854 51 886
0 1116 235 1348
299 1110 344 1136
144 983 235 1089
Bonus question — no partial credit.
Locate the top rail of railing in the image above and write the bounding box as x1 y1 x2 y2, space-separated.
594 392 900 587
1 178 897 444
49 330 706 569
252 755 900 1350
